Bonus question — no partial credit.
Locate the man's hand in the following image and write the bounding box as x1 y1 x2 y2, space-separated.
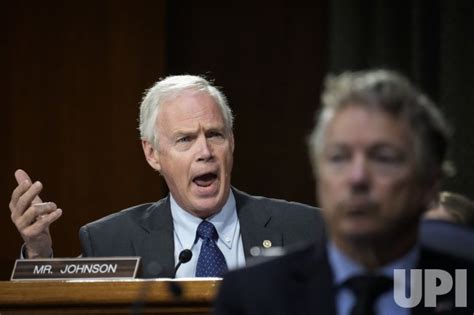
9 169 62 258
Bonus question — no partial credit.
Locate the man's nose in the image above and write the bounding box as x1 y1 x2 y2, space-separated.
348 155 370 192
196 136 214 162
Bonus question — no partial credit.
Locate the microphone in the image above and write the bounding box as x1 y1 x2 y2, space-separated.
169 249 193 298
172 249 193 278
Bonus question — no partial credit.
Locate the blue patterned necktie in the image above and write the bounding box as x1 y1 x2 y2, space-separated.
195 220 228 277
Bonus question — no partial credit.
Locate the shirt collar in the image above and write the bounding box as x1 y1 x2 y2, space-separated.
328 241 420 286
170 191 238 250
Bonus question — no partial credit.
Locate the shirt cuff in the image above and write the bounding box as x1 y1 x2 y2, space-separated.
20 243 53 259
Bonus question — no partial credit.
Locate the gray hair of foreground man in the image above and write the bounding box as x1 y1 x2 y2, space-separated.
309 69 451 182
139 75 234 148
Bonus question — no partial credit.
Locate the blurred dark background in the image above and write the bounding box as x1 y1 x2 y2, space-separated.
1 0 472 279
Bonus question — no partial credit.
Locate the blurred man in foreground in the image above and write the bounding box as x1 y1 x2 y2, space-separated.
216 70 474 314
9 75 325 278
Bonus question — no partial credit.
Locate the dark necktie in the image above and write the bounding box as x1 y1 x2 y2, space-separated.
344 274 393 315
195 220 228 277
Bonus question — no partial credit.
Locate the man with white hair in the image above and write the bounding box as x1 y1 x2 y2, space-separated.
9 75 325 278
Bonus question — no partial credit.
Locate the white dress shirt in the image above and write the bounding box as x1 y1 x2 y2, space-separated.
170 191 246 278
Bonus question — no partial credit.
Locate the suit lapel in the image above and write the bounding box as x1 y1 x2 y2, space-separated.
234 188 283 258
135 197 175 278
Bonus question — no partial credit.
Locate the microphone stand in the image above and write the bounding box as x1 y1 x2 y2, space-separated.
168 249 193 298
131 249 192 314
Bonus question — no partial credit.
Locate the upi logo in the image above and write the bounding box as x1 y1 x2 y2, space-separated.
393 269 467 307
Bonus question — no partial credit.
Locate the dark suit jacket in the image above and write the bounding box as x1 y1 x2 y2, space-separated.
215 243 474 315
78 188 325 278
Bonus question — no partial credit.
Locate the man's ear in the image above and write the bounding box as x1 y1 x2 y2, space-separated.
142 140 161 171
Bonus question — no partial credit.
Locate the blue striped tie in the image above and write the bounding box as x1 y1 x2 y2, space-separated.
195 221 228 277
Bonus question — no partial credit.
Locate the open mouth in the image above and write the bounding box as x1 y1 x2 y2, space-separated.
193 172 218 187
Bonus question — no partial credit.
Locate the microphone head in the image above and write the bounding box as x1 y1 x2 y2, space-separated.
179 249 193 263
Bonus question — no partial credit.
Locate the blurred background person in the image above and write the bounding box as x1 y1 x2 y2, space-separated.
421 191 474 261
424 191 474 227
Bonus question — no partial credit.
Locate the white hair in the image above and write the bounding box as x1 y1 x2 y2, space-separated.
139 75 234 147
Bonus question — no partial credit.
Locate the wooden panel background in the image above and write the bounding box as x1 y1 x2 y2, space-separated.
0 1 168 280
166 2 327 205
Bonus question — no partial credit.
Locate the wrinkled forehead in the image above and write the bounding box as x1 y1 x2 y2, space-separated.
157 91 226 132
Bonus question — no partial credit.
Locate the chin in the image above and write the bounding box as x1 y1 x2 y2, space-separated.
192 199 223 216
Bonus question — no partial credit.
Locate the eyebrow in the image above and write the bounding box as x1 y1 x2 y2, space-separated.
369 143 406 152
324 142 407 153
171 130 197 139
171 125 226 138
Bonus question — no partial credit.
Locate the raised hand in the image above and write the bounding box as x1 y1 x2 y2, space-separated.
9 169 62 258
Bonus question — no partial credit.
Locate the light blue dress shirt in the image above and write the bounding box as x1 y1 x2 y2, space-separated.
328 242 419 315
170 191 246 278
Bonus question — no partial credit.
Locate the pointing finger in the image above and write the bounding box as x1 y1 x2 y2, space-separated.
15 169 33 185
14 169 42 204
11 181 44 219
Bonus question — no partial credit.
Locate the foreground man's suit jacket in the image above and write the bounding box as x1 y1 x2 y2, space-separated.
215 243 474 315
78 188 325 278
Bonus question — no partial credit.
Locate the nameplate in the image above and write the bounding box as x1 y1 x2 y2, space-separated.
11 257 140 281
